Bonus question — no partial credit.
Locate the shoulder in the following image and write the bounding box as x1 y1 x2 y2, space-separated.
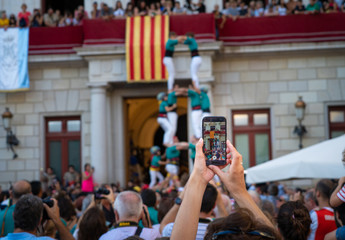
162 222 174 237
142 227 161 238
99 229 118 240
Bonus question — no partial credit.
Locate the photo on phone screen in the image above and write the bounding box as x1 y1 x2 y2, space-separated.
202 116 227 166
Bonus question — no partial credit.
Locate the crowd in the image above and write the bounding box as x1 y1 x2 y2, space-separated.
0 139 343 240
1 0 345 29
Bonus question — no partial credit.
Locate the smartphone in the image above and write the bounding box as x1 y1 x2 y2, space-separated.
202 116 227 166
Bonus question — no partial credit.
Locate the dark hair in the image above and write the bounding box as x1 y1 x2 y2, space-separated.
68 165 75 169
30 181 42 196
84 163 90 171
334 202 345 227
158 198 175 223
201 184 218 213
55 192 76 221
316 179 334 200
204 208 281 240
277 200 311 240
169 32 177 38
186 32 195 38
268 184 278 197
14 194 43 231
141 189 156 207
78 207 108 240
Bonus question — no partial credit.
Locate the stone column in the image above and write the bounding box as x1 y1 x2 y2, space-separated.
90 85 108 185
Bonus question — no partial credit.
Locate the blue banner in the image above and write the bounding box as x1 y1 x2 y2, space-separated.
0 28 29 92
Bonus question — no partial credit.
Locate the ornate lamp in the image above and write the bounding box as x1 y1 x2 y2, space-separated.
2 108 19 159
293 97 307 149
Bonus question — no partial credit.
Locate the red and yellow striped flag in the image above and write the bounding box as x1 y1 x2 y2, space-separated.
126 15 169 82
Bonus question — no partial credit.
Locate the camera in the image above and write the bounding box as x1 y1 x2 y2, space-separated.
42 197 54 221
94 188 110 199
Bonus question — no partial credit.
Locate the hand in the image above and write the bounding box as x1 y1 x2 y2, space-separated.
43 198 60 223
140 204 152 228
209 140 246 196
339 176 345 186
102 186 115 204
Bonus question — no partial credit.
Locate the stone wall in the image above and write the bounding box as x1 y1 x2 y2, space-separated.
212 53 345 159
0 64 90 189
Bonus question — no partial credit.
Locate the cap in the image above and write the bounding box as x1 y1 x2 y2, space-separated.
157 92 166 101
150 146 161 154
200 86 209 93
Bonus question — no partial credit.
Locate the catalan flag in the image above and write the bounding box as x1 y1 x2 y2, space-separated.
126 15 169 82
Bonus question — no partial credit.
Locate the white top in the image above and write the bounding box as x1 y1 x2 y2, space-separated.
337 185 345 202
99 226 161 240
277 6 287 15
114 9 125 16
162 222 209 240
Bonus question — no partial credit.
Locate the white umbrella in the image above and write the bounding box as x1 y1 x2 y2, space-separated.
246 134 345 184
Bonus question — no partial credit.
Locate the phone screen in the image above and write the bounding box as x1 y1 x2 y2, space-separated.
202 116 227 166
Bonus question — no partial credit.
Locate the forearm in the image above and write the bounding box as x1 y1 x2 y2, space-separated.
216 191 228 218
52 217 74 240
159 205 180 233
170 174 207 240
330 183 343 207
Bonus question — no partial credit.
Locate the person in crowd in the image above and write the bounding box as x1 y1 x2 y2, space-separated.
173 1 186 14
1 195 74 240
91 1 101 19
213 4 223 19
101 4 114 19
193 0 206 13
65 11 77 26
125 2 134 17
81 163 95 193
17 3 31 27
141 189 159 225
138 0 148 15
0 11 9 28
328 0 340 12
55 192 77 234
169 139 278 239
224 0 240 21
308 179 337 240
77 206 108 240
304 190 318 212
8 14 16 27
167 86 185 137
330 176 345 207
294 0 306 14
31 9 43 27
265 4 279 16
30 181 43 198
114 1 125 17
75 5 88 20
40 167 57 192
133 7 141 17
149 146 166 188
99 191 160 239
277 200 312 240
55 9 62 25
255 1 265 16
306 0 321 13
286 0 297 13
100 185 116 227
157 92 174 146
238 1 249 16
43 8 57 27
0 180 31 237
148 3 161 16
63 165 80 188
247 1 257 17
164 32 179 92
278 0 288 15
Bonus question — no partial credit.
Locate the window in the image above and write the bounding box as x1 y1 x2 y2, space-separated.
232 109 271 169
45 116 81 181
328 106 345 138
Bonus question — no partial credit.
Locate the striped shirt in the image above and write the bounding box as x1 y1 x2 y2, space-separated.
162 221 210 240
337 185 345 202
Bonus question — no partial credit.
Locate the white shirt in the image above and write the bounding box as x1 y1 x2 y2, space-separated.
99 226 161 240
162 221 210 240
113 8 125 16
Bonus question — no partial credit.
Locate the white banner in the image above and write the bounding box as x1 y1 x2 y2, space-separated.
0 28 29 92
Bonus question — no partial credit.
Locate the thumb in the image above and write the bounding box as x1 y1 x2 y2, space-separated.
195 138 204 158
208 165 225 179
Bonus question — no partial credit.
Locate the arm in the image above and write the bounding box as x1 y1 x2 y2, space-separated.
209 140 275 228
324 230 336 240
330 176 345 207
175 142 190 150
82 171 92 180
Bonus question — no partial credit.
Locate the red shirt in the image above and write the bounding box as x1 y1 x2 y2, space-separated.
18 11 31 25
314 208 337 240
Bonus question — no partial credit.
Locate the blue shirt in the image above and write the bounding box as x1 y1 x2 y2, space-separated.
337 226 345 240
0 232 54 240
0 205 15 236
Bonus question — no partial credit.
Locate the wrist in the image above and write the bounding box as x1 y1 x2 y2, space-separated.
190 172 208 186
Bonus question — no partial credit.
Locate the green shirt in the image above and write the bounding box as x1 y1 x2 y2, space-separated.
189 143 196 159
200 92 210 111
0 204 15 236
148 206 159 225
159 100 168 113
166 146 180 159
184 37 198 51
165 39 179 52
188 89 201 108
167 91 177 106
151 155 161 167
306 3 320 11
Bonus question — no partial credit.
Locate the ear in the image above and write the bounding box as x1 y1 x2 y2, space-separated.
315 190 321 198
114 210 119 222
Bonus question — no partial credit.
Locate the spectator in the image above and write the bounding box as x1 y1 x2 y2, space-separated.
294 0 306 14
99 191 160 239
30 181 43 198
328 0 340 12
55 192 77 234
193 0 206 13
247 0 257 16
8 14 16 27
138 0 148 15
141 189 159 225
77 207 108 240
0 180 32 236
43 8 58 27
31 9 43 27
265 4 279 16
65 11 77 26
75 5 88 20
278 0 288 15
0 195 74 240
81 163 95 193
173 1 186 15
125 2 134 17
101 4 113 19
213 4 223 19
304 190 317 212
133 7 140 17
63 165 80 188
148 3 161 16
277 200 312 240
41 167 57 192
17 3 31 27
286 0 297 13
91 1 101 19
159 0 167 12
238 1 249 16
114 1 125 17
0 11 9 28
309 179 337 240
255 1 265 16
306 0 321 13
225 0 240 18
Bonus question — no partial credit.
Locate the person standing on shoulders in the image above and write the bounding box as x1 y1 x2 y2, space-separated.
81 163 95 193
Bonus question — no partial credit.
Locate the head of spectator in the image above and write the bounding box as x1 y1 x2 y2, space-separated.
84 163 91 172
256 1 264 10
139 0 147 11
114 191 143 223
92 1 98 10
204 208 281 240
276 194 289 210
78 206 108 240
141 189 157 208
68 165 76 173
21 3 28 13
315 179 334 207
248 190 263 208
125 2 134 16
304 190 317 212
12 180 32 204
166 0 173 10
9 14 16 26
268 183 278 197
277 200 311 240
13 194 43 235
47 8 54 16
296 0 304 7
55 192 76 222
157 198 175 223
200 184 218 216
279 0 286 7
77 5 85 13
169 31 177 40
115 0 123 10
1 11 7 20
249 0 256 10
213 4 220 12
262 200 276 221
30 181 42 198
230 0 237 9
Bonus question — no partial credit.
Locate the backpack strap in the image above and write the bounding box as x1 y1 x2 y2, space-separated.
134 226 143 236
1 207 10 237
